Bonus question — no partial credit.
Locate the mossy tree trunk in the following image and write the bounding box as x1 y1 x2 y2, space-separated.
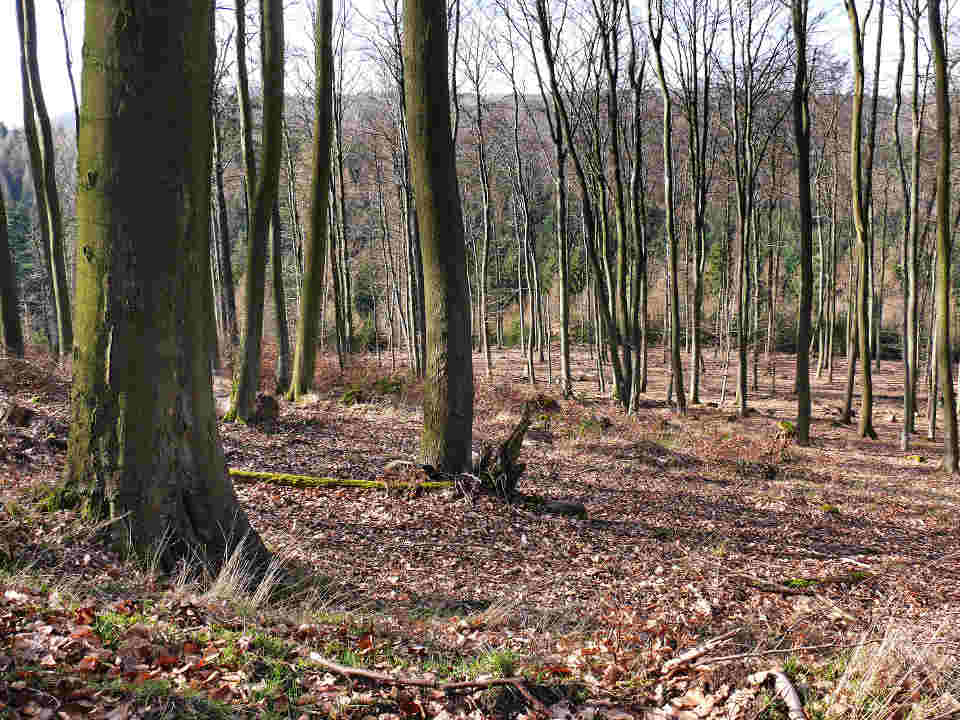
289 0 334 401
403 0 474 473
16 0 72 357
66 0 268 572
0 185 24 357
229 0 285 421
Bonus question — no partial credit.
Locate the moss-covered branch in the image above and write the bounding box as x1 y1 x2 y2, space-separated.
228 468 452 490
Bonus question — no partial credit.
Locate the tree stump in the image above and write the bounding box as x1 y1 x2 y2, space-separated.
476 401 534 497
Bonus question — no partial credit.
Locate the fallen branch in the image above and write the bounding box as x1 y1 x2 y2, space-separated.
228 468 452 490
310 653 549 716
662 630 738 675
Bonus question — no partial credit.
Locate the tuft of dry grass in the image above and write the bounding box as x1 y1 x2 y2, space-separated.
202 533 290 610
825 613 960 720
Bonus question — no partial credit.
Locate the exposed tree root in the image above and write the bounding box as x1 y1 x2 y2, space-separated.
228 468 452 490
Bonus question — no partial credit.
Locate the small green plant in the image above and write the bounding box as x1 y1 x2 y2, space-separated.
820 504 841 515
578 414 611 437
341 387 367 405
784 577 816 589
482 648 519 677
775 420 797 438
93 610 142 648
251 632 289 659
337 648 364 667
782 655 810 679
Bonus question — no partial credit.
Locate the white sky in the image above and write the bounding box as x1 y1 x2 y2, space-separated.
0 0 911 132
0 0 333 129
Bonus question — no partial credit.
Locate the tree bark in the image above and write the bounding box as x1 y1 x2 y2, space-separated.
403 0 474 472
65 0 268 573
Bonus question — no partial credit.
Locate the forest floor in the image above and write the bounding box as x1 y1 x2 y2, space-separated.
1 344 959 720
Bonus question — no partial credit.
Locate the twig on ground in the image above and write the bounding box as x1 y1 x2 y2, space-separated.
694 641 881 667
311 652 547 716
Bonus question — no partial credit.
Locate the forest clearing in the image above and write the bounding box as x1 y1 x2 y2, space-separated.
2 345 958 720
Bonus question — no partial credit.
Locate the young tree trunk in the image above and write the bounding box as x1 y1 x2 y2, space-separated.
473 87 494 380
554 153 573 397
229 0 285 421
333 86 353 352
54 0 80 142
16 0 72 356
627 19 649 406
270 204 291 394
650 0 686 415
18 61 57 354
845 0 879 439
65 0 268 573
289 0 333 400
328 178 348 362
0 185 25 357
403 0 474 472
212 107 239 347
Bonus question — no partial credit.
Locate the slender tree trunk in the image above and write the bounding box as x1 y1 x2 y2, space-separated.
0 186 24 357
793 0 813 445
270 203 291 394
929 0 958 470
329 181 347 364
18 60 57 354
555 153 573 397
16 0 72 356
212 107 239 347
54 0 80 142
845 0 879 439
229 0 285 420
650 0 686 414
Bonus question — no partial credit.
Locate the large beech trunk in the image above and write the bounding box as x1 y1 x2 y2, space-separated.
65 0 268 572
